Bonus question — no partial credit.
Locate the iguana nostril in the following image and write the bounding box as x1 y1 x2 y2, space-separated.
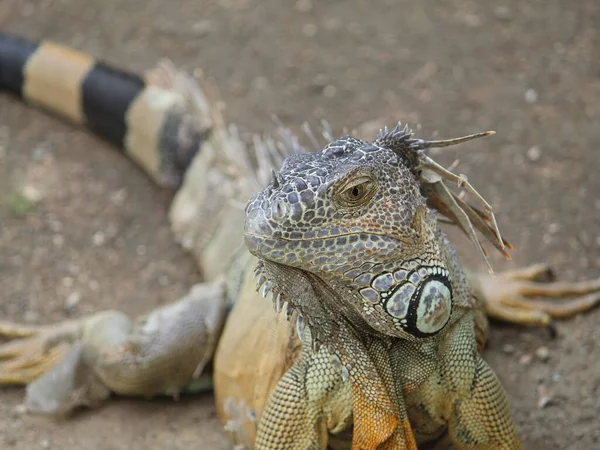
272 198 288 221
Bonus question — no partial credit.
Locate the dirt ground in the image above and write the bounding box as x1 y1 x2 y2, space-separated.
0 0 599 449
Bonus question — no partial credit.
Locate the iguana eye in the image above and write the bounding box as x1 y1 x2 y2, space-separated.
337 177 375 207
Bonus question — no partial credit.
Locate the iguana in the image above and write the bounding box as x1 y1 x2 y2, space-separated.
1 34 599 449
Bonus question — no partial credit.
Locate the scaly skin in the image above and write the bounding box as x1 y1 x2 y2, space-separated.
243 131 562 449
1 35 600 448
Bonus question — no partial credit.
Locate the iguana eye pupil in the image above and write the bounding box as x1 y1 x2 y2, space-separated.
351 186 361 197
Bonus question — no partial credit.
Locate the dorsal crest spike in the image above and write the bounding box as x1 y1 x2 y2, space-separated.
410 131 496 151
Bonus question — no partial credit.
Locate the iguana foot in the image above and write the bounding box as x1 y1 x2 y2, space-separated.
0 319 81 384
475 263 600 330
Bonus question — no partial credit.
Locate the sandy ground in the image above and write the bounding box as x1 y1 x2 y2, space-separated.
0 0 599 449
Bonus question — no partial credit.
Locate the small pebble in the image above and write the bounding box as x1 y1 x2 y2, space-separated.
526 146 541 161
110 189 127 205
323 85 337 98
22 185 44 202
64 292 81 312
536 385 554 409
519 353 533 365
535 346 550 362
525 88 539 104
32 146 49 161
502 344 515 354
552 372 562 382
92 231 106 246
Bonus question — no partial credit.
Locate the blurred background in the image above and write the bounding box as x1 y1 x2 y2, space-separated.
0 0 598 449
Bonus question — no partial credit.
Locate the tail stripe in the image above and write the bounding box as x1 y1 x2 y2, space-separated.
23 41 94 125
82 61 145 148
0 33 39 96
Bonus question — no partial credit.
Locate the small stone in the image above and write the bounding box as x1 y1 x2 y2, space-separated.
547 223 560 234
62 276 74 288
22 185 44 202
519 353 533 365
526 146 541 161
535 346 550 362
32 145 49 161
110 189 127 205
502 344 515 354
536 385 554 409
323 85 337 98
64 292 81 312
137 245 147 256
525 88 539 104
552 372 561 382
92 231 106 246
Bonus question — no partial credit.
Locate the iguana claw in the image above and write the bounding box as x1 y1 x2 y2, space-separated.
473 263 600 330
0 319 80 385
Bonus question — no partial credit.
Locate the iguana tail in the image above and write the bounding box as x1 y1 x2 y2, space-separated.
0 33 210 188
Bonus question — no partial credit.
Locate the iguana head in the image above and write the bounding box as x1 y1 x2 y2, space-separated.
245 124 500 341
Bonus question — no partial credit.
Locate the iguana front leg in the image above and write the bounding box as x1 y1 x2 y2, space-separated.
469 264 600 330
0 280 227 414
254 328 353 450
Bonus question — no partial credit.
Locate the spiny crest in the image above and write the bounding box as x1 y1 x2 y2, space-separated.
375 122 511 273
253 260 331 360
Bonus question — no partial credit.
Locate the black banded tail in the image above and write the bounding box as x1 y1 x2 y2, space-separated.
0 33 207 188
